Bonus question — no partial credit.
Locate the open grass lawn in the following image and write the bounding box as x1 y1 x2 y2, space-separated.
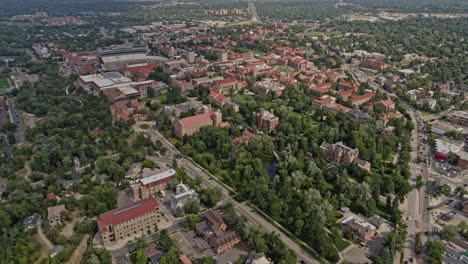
0 78 10 95
336 239 351 252
375 152 395 162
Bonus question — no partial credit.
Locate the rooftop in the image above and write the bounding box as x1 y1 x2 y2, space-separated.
176 112 214 128
139 169 176 186
98 197 159 228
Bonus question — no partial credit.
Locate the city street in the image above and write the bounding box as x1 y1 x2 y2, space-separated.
7 100 25 143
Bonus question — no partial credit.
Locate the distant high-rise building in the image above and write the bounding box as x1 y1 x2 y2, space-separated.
187 51 195 64
219 52 228 62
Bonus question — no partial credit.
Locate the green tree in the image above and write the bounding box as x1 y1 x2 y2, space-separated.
426 240 444 264
185 214 201 230
441 226 456 241
184 200 201 214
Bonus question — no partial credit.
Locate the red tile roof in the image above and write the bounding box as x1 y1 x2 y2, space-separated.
46 193 57 200
179 255 193 264
97 198 159 229
120 64 157 74
350 92 375 102
177 113 213 128
313 98 331 105
215 78 237 85
144 243 161 258
317 82 332 88
331 104 351 112
380 99 395 107
338 89 354 97
233 130 257 143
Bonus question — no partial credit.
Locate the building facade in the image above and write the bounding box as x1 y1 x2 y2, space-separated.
173 111 225 138
320 141 371 171
130 169 176 200
257 110 279 133
98 198 162 248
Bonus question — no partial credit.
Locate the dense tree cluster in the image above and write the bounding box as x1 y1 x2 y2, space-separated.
223 202 297 264
161 86 414 262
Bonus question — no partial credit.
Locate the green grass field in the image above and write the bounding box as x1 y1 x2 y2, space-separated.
0 77 9 89
0 78 9 96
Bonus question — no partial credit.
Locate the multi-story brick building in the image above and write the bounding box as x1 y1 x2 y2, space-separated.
348 92 375 107
208 231 241 254
320 141 371 171
196 210 241 255
340 216 376 243
213 78 246 94
257 110 279 133
130 169 176 200
359 59 389 71
173 110 227 139
98 198 162 247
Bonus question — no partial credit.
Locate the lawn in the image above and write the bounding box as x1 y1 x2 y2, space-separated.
279 66 296 72
375 152 395 162
336 239 351 252
0 77 10 95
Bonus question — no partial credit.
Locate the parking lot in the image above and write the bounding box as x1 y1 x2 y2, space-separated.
171 231 214 261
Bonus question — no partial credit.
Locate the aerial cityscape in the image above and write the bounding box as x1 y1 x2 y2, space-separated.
0 0 466 263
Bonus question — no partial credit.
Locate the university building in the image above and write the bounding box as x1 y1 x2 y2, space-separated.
98 198 162 248
130 169 176 200
173 110 228 139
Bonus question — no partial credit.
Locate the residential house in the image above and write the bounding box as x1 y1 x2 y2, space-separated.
196 210 241 255
232 130 257 144
23 213 41 231
47 204 66 227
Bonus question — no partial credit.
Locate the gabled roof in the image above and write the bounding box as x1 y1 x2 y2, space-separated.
98 198 159 229
350 92 375 102
139 169 176 186
176 112 214 128
380 99 395 107
179 255 193 264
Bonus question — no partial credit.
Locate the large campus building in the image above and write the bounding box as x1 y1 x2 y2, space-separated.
320 141 371 171
130 169 177 200
173 110 228 139
257 110 279 133
98 198 162 248
78 71 162 101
